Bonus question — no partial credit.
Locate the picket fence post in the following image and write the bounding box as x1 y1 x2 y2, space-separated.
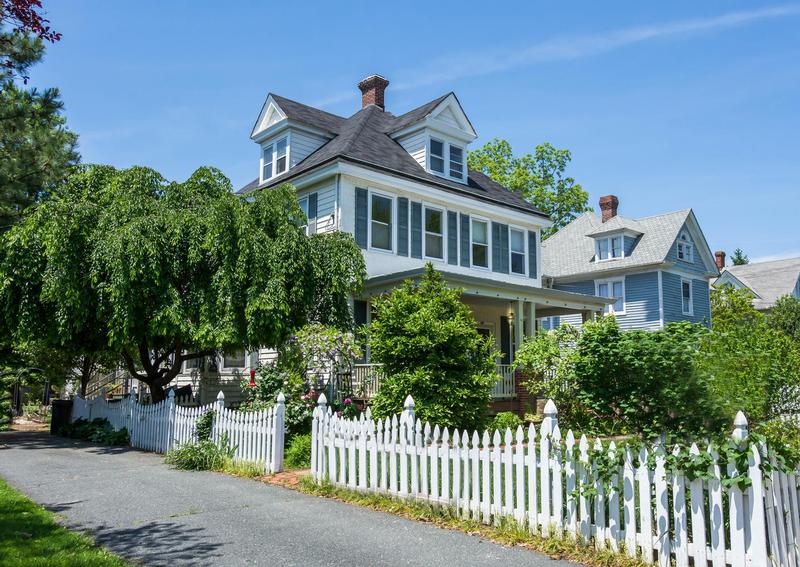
166 389 176 452
271 392 285 473
312 393 327 479
214 391 225 444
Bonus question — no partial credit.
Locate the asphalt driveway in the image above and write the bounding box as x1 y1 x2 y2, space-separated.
0 430 573 566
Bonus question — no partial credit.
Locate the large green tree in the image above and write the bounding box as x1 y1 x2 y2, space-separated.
0 165 365 402
730 248 749 266
468 139 590 237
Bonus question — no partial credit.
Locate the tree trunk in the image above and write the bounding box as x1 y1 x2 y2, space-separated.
79 356 92 398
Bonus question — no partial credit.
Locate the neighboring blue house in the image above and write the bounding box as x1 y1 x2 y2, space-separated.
540 195 718 331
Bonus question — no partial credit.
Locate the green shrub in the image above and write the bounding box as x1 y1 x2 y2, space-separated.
369 264 497 431
755 419 800 469
284 433 312 469
0 375 11 432
59 418 130 446
165 436 236 471
488 412 523 435
195 409 214 441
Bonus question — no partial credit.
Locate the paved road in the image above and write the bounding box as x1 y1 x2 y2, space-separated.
0 431 573 567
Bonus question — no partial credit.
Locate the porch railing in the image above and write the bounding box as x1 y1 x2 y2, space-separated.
491 364 516 399
344 363 516 401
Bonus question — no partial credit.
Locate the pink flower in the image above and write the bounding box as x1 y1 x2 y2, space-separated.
336 411 342 417
344 398 352 405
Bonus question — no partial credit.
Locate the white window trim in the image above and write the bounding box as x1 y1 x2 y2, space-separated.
595 277 626 316
422 204 446 261
448 143 464 181
677 231 694 263
260 132 291 183
367 189 395 255
470 216 491 270
681 277 694 316
428 137 445 175
298 195 310 235
508 225 527 276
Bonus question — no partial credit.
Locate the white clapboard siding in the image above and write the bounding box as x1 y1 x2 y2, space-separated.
70 390 285 473
310 398 798 567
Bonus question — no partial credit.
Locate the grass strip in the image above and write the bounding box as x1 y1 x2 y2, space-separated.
295 475 651 567
0 477 131 567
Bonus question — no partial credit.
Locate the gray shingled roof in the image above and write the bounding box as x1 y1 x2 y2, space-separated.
719 258 800 310
541 209 698 279
238 95 546 217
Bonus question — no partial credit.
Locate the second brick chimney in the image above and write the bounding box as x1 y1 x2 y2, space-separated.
599 195 619 223
715 250 726 271
358 74 389 110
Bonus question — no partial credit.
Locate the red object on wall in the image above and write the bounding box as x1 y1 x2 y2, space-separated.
248 369 257 387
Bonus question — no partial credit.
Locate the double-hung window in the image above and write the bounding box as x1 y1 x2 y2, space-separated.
681 278 693 315
298 196 310 234
597 278 625 315
223 349 246 369
510 228 526 275
424 206 444 259
449 145 464 179
370 193 393 251
262 136 288 181
430 139 445 174
596 235 623 260
677 232 694 263
471 219 489 268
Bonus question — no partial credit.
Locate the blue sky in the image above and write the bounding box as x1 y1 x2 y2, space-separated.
30 1 800 262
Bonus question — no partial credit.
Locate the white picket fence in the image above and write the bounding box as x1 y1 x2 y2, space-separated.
311 395 800 567
71 389 285 473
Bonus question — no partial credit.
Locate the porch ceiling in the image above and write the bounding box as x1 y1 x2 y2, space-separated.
361 268 612 316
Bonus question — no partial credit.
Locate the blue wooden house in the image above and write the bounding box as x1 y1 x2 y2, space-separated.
540 195 718 331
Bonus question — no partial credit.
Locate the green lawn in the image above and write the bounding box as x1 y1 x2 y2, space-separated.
0 478 130 567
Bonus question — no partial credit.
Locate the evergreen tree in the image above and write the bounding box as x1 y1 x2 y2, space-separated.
731 248 749 265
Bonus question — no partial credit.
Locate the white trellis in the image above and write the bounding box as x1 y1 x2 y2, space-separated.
311 395 800 567
70 389 285 473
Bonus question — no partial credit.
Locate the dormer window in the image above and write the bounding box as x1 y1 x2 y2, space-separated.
677 231 694 263
449 145 464 179
262 136 288 181
430 139 445 174
596 235 623 261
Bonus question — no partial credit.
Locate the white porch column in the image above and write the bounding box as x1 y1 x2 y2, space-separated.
525 301 536 337
514 299 524 354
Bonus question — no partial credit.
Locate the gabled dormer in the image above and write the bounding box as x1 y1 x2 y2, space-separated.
389 93 477 184
250 94 337 185
586 195 642 262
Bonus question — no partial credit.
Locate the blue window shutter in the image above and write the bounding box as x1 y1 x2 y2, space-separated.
307 192 318 234
410 201 422 259
528 230 537 279
459 213 470 267
500 316 511 364
397 197 409 256
355 188 368 249
492 222 509 274
447 211 458 265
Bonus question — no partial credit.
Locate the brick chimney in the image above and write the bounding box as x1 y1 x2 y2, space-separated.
358 74 389 110
599 195 619 223
715 250 726 271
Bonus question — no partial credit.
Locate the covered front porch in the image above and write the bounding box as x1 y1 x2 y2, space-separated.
352 268 610 406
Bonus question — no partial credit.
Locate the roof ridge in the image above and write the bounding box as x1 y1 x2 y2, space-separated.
270 93 346 121
635 208 692 221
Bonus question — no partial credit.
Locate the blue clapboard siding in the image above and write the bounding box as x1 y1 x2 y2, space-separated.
619 272 661 330
410 201 422 259
624 234 638 257
662 271 711 326
354 187 368 249
447 211 458 265
459 213 470 267
397 197 409 256
664 222 711 276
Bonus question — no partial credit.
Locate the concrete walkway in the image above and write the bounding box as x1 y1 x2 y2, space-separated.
0 431 574 566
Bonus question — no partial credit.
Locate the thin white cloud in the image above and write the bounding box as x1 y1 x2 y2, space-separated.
750 250 800 263
391 5 800 91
